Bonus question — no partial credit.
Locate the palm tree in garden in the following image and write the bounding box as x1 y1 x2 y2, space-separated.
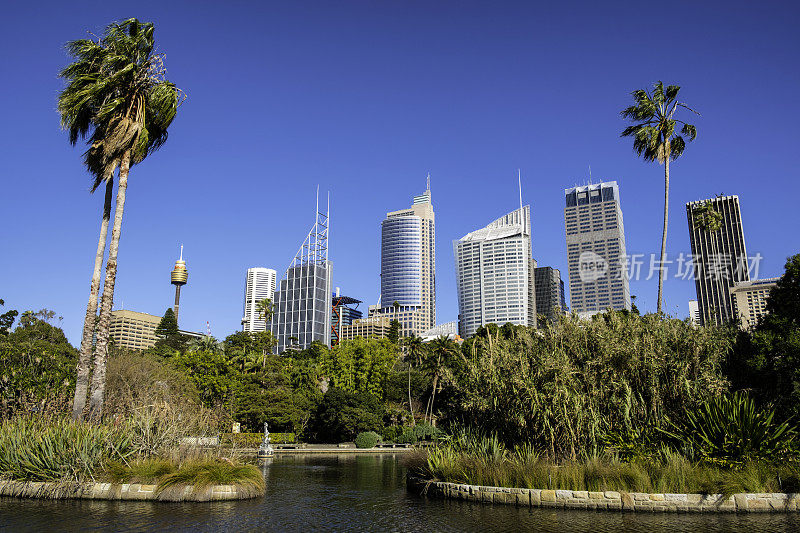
423 335 457 424
58 18 182 418
402 335 426 424
621 81 698 314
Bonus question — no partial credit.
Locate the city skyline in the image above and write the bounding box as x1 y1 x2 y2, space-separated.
2 2 798 344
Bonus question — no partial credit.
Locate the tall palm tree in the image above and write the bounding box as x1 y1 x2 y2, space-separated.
621 81 698 314
402 335 426 425
256 298 274 367
59 18 182 418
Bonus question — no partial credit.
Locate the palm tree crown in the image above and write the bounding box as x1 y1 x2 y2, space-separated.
621 81 697 163
58 18 181 190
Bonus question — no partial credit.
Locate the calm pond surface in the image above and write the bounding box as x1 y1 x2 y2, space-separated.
2 453 800 532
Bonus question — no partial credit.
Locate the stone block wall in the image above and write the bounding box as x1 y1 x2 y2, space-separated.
0 479 261 502
407 477 800 513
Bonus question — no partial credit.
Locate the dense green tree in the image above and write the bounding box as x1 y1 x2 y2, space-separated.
388 320 401 344
311 388 384 442
155 308 179 338
0 311 77 416
0 300 18 336
172 350 236 409
422 335 460 424
402 335 427 423
621 81 698 313
59 18 182 418
321 337 399 400
727 254 800 420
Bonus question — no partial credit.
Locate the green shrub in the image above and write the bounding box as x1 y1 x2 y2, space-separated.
449 313 732 458
354 431 382 448
413 423 445 441
383 425 404 443
396 429 417 444
0 416 135 482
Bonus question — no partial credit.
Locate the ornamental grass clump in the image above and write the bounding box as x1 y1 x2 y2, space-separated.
0 416 134 482
156 459 264 495
411 434 800 494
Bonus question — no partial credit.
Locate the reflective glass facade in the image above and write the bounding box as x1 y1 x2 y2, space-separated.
271 263 332 353
381 216 422 306
374 186 436 337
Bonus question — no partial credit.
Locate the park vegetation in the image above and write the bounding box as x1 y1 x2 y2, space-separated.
2 253 798 493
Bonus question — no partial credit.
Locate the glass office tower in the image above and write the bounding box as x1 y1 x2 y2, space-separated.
375 183 435 337
271 195 332 353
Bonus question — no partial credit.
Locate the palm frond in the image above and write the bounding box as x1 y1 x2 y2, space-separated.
58 17 182 189
681 123 697 141
665 85 680 103
670 136 686 160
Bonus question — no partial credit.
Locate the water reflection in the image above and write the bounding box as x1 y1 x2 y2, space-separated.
1 453 799 532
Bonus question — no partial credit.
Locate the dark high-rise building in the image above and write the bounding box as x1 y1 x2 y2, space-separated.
686 195 749 326
534 266 566 323
271 195 332 353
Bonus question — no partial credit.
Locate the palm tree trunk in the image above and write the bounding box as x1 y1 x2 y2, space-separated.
72 176 114 420
428 374 439 425
407 362 415 425
657 156 670 314
88 150 131 418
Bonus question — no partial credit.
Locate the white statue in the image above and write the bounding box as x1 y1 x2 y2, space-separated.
258 421 274 457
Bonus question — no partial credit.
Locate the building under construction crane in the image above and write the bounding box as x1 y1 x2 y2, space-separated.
331 290 362 346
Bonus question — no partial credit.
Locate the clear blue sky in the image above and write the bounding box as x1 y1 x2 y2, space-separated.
1 1 798 345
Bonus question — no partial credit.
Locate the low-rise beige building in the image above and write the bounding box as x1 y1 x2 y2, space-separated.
730 278 779 330
339 316 392 341
109 310 161 350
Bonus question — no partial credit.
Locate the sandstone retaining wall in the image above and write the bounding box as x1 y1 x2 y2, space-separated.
0 479 261 502
407 476 800 513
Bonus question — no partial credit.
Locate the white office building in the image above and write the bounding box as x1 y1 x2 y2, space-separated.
241 267 277 332
453 206 537 338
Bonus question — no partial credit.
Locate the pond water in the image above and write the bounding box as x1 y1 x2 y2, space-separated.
2 453 799 532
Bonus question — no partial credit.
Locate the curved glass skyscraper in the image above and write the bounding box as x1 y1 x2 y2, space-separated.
373 184 435 337
381 216 423 306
